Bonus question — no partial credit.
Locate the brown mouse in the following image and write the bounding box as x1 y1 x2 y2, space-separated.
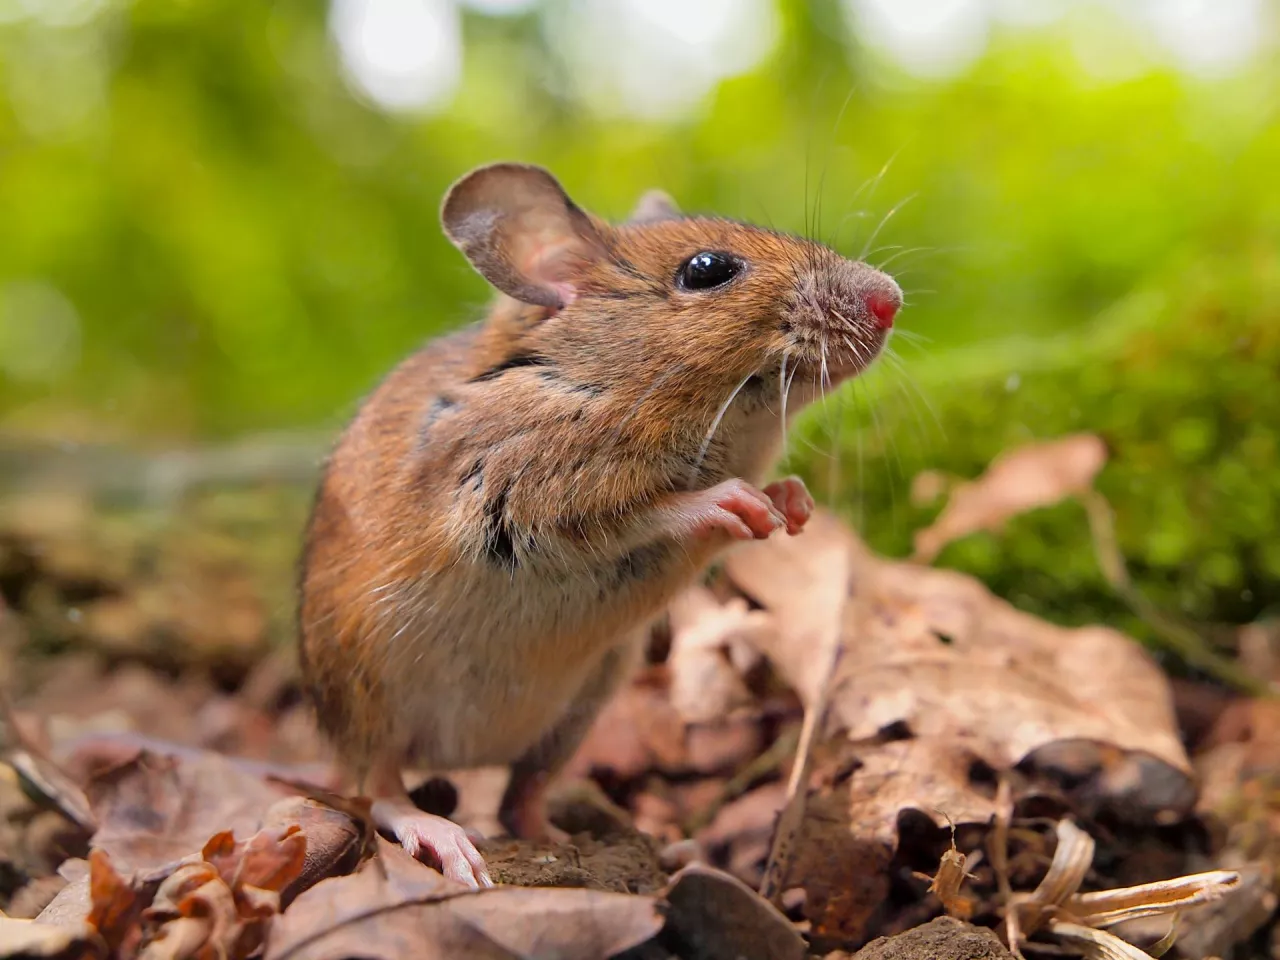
298 162 902 887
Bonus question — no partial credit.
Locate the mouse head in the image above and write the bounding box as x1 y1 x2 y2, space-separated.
441 162 901 420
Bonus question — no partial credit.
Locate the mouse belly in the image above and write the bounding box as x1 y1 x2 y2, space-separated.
386 640 611 769
374 542 708 770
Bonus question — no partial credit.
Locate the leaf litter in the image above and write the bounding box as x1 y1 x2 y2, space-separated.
0 434 1275 959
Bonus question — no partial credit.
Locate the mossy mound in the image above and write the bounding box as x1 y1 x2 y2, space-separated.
786 251 1280 654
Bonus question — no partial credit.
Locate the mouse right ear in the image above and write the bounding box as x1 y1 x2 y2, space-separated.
628 189 682 224
441 163 608 310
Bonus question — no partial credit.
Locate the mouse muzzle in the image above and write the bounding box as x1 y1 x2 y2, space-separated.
783 257 902 382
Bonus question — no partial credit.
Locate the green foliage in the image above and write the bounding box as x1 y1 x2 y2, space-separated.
790 244 1280 635
1 1 1278 440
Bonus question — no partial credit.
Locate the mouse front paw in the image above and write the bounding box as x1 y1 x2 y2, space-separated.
687 478 787 542
762 475 814 535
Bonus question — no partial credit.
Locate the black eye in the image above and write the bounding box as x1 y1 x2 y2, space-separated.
678 251 742 291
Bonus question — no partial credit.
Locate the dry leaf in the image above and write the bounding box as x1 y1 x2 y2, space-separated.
725 510 1191 797
85 849 150 958
566 672 687 780
724 510 1192 945
86 750 286 873
264 837 662 960
0 915 103 959
666 586 768 723
200 823 307 898
1 686 96 833
720 509 854 706
662 863 806 960
257 797 365 902
912 433 1108 562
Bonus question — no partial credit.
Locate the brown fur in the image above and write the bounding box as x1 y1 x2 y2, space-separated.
298 163 900 822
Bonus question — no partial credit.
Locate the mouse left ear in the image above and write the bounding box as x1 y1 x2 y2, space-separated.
628 189 681 224
441 163 608 309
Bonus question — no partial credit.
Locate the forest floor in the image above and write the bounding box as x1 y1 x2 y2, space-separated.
0 432 1277 959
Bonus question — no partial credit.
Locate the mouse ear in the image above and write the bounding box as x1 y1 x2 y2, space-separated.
628 189 681 224
441 163 607 309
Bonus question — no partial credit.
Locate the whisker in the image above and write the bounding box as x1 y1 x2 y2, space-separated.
882 348 944 437
859 192 919 262
873 245 940 271
889 328 933 346
688 374 752 488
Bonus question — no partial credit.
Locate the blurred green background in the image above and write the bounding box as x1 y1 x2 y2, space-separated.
2 0 1275 440
2 0 1279 666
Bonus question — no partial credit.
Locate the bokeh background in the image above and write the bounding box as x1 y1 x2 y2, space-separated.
1 0 1279 665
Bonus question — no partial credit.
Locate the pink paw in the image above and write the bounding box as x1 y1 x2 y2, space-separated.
695 478 787 542
763 476 814 535
374 802 493 889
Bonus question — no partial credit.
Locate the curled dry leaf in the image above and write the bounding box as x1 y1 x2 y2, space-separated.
265 837 662 960
85 849 149 959
911 433 1108 563
1000 817 1243 959
257 797 365 902
1045 921 1154 960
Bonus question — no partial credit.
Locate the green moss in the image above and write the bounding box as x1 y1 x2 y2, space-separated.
785 251 1280 648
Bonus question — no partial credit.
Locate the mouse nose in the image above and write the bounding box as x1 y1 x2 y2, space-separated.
865 283 902 330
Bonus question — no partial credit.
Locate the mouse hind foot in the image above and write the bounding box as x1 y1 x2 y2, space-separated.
363 758 493 889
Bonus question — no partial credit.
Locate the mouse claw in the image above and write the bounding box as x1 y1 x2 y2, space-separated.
763 476 814 535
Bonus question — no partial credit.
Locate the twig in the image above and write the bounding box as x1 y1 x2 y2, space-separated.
758 620 846 903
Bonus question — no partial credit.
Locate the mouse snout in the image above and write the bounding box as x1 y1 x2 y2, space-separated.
783 258 902 379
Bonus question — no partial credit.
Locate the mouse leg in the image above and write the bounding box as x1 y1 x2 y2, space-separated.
499 636 643 841
364 755 494 889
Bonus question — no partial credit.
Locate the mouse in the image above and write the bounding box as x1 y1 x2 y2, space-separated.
297 162 902 888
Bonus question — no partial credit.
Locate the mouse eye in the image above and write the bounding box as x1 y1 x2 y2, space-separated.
678 251 742 291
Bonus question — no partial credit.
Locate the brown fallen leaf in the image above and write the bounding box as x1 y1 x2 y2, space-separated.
86 749 288 874
265 837 662 960
33 860 94 932
85 849 148 959
910 433 1108 563
566 669 687 781
0 915 103 959
666 586 769 723
201 823 308 899
725 510 1191 791
1 686 96 834
256 797 365 903
139 861 243 960
723 508 1193 945
662 863 806 960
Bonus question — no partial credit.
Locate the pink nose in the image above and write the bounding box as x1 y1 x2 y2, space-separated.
866 290 900 329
